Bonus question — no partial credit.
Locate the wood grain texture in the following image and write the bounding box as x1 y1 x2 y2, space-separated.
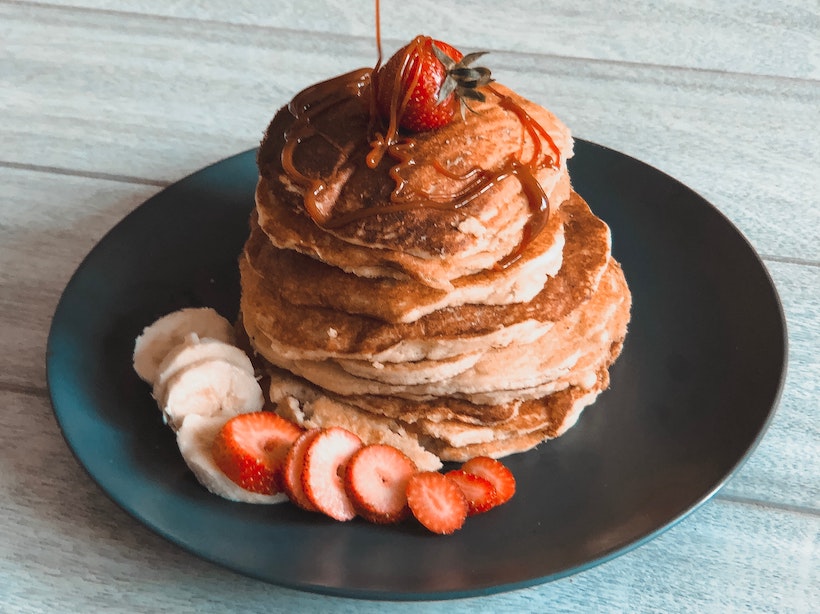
27 0 820 78
0 167 160 388
1 0 817 611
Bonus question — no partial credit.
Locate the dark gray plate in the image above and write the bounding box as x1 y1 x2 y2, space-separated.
46 141 786 600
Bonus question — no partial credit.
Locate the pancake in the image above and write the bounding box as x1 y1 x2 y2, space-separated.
268 358 617 467
244 199 566 324
256 261 628 401
241 193 611 364
255 82 573 289
255 169 571 291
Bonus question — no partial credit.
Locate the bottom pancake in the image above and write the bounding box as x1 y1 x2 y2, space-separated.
265 342 620 471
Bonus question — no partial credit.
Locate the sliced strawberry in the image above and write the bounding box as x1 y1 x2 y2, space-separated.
282 428 322 512
301 427 363 521
445 469 498 515
405 471 468 535
211 412 303 495
461 456 516 506
344 444 417 524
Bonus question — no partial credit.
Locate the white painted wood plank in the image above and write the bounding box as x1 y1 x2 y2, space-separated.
0 3 365 181
23 0 820 79
0 168 160 387
3 4 819 262
1 390 816 613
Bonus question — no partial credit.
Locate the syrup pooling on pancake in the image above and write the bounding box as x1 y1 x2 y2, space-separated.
259 42 572 271
280 68 372 226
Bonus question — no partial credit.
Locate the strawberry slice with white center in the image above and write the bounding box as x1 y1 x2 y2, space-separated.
445 469 498 515
211 412 303 495
282 428 322 512
461 456 516 506
344 444 417 524
406 471 468 534
301 427 363 521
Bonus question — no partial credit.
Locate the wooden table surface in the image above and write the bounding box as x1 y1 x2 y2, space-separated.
2 1 818 611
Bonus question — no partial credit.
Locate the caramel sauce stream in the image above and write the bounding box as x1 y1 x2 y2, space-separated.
367 35 427 169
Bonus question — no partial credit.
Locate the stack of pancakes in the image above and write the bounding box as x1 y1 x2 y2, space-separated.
240 76 631 470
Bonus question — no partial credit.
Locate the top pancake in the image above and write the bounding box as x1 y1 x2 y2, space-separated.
256 80 573 288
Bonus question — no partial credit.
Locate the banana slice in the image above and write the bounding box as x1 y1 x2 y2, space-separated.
162 359 264 430
152 336 255 405
176 414 287 504
133 307 235 384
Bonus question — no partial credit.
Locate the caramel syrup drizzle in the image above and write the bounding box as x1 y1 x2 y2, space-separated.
366 35 426 169
279 37 561 268
280 68 371 225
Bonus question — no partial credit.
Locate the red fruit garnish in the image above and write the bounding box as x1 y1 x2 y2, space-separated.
282 428 322 512
376 35 492 132
445 469 498 515
344 444 417 524
461 456 516 506
301 427 363 521
211 412 303 495
405 471 468 534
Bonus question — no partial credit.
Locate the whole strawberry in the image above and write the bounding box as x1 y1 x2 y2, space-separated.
376 35 493 133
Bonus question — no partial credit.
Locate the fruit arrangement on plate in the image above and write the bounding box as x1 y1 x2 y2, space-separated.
134 307 515 535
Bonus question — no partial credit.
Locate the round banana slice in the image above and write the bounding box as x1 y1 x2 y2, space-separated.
161 359 263 431
175 414 287 504
133 307 235 384
152 336 255 405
